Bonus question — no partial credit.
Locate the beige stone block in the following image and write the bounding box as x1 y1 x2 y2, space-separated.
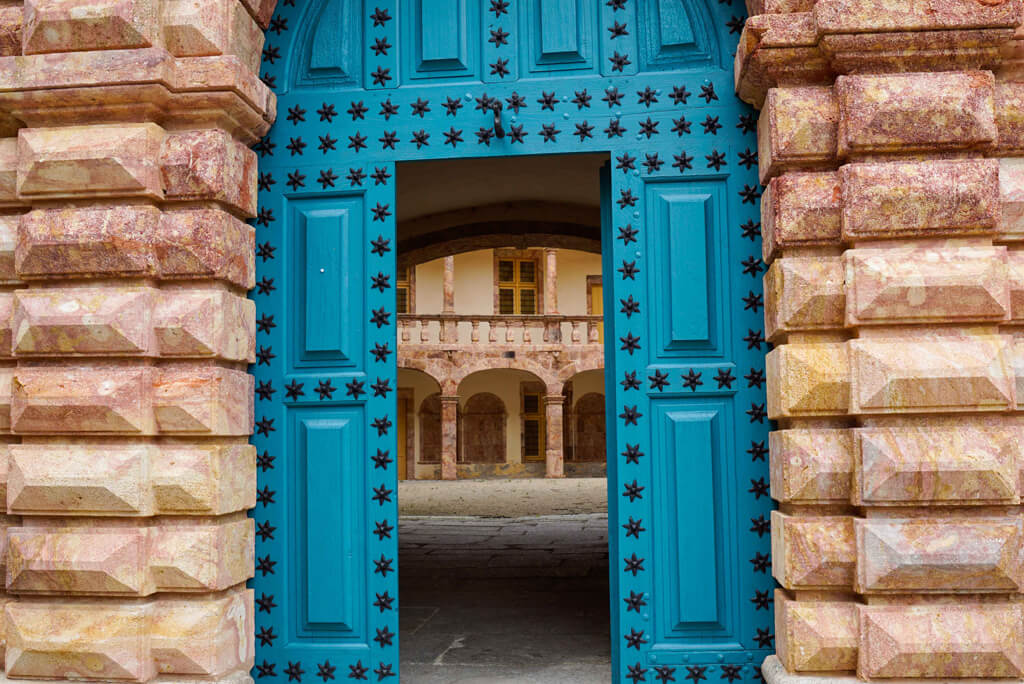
765 257 845 340
1007 249 1024 319
157 209 255 289
836 71 997 157
855 426 1019 505
11 367 153 434
153 368 252 435
849 336 1014 414
855 517 1023 594
17 124 165 200
5 600 155 680
7 519 253 595
0 293 11 358
154 290 255 362
844 245 1009 325
22 0 161 54
12 287 156 356
767 343 850 418
841 159 1000 239
0 214 18 284
770 428 853 504
999 158 1024 241
0 369 13 434
815 0 1022 33
758 86 839 182
775 591 858 673
152 591 253 677
163 0 263 73
160 130 257 217
0 139 17 208
0 7 22 58
772 512 856 589
761 171 841 263
8 443 255 516
858 603 1024 678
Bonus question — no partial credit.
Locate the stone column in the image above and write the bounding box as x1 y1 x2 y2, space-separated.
443 255 455 313
544 394 564 478
0 0 272 680
440 395 459 480
738 3 1024 682
544 248 558 314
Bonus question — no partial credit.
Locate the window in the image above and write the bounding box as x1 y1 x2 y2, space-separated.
522 390 545 462
396 266 412 314
497 257 538 315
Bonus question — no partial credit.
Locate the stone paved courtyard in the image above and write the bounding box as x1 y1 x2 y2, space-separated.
399 513 611 683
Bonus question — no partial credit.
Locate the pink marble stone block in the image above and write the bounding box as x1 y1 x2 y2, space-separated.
152 367 253 435
22 0 161 55
765 256 845 340
759 86 838 182
775 590 858 673
163 0 263 73
11 367 154 434
814 0 1023 33
0 139 17 207
761 171 841 264
769 428 853 503
159 129 257 217
767 343 850 418
157 208 255 289
771 511 856 589
154 290 255 361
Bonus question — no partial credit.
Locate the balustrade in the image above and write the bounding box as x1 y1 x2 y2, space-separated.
397 314 602 346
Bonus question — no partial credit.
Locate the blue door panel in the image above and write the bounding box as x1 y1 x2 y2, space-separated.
253 2 769 681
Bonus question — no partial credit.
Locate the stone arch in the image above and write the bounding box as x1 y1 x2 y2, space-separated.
453 358 559 396
418 393 443 464
459 392 506 464
573 392 606 463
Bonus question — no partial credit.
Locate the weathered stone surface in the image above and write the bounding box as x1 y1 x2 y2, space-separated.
1003 159 1024 242
0 213 18 284
0 7 21 58
22 0 161 55
160 129 257 217
770 428 853 503
849 336 1014 414
841 159 1000 240
765 256 845 340
836 71 997 157
151 590 254 677
152 367 253 435
163 0 263 73
814 0 1023 33
759 86 838 182
844 245 1009 325
858 604 1024 678
0 138 18 207
154 290 255 361
8 443 255 516
157 209 255 288
11 367 153 434
767 343 850 418
771 512 856 589
855 517 1023 594
1008 249 1024 320
761 171 841 264
17 124 165 200
855 425 1019 506
775 591 858 673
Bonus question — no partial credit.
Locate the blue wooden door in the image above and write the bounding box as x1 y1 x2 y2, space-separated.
252 1 771 681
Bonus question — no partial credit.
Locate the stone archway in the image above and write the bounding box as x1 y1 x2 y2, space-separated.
573 392 605 463
459 392 506 464
419 393 443 464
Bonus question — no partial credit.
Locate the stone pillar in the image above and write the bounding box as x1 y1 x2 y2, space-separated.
440 395 459 480
0 0 272 680
738 2 1024 682
443 255 455 313
544 248 558 314
544 394 564 478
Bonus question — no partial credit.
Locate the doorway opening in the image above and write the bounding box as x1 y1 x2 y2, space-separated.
395 154 612 681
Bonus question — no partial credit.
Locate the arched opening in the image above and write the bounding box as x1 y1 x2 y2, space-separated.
562 369 606 477
459 392 507 464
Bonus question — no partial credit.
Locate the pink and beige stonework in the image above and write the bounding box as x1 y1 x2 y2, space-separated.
737 0 1024 680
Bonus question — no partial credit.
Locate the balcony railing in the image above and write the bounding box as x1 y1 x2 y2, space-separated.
398 314 603 346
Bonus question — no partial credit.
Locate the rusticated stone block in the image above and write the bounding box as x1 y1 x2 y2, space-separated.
160 130 257 217
814 0 1023 33
22 0 161 55
157 209 255 288
858 604 1024 678
0 139 17 207
855 517 1023 594
767 343 850 418
759 87 838 182
996 83 1024 154
841 159 1000 239
153 367 252 435
5 589 253 680
11 367 154 434
0 7 21 58
836 71 997 157
0 214 17 284
1009 249 1024 319
761 172 841 264
771 512 856 589
849 336 1014 414
163 0 263 73
154 290 255 361
0 369 13 434
7 518 253 595
764 257 845 340
855 425 1019 505
17 124 165 200
776 591 858 673
8 443 255 516
844 245 1009 325
12 287 155 356
1000 158 1024 241
770 429 853 503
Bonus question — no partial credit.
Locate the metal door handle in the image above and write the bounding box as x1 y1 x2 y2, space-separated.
491 101 505 139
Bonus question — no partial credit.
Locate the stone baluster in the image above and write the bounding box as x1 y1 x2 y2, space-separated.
420 318 430 343
470 319 480 343
571 319 581 344
488 318 498 343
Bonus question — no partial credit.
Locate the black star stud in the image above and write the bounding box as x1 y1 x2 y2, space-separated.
256 207 275 226
316 660 336 681
751 589 773 610
372 449 393 469
269 15 288 34
287 105 306 124
741 220 761 240
649 370 669 391
620 405 642 425
744 329 765 350
379 99 399 119
257 626 278 646
256 555 277 575
508 124 527 143
372 377 392 397
754 628 775 648
751 514 771 537
619 260 639 280
540 123 560 142
410 97 431 117
748 440 768 462
443 127 464 147
374 591 395 611
256 381 275 400
738 112 758 133
607 0 627 9
256 277 276 295
490 57 510 77
623 443 643 464
506 92 527 112
348 132 368 152
621 370 642 391
372 203 392 222
374 663 396 680
345 379 365 399
620 295 640 317
699 83 718 102
257 451 275 471
475 93 498 111
727 15 745 33
348 101 368 120
625 590 647 612
287 137 306 155
372 167 391 185
625 628 647 650
490 0 510 15
618 189 637 207
349 660 369 681
747 402 767 423
286 171 306 190
721 664 743 682
370 308 391 328
685 665 707 682
713 368 735 389
574 121 594 140
643 153 663 173
256 520 276 541
260 73 276 89
605 119 626 138
706 150 726 170
670 84 691 104
317 102 337 122
255 346 275 366
673 151 694 172
319 134 338 152
257 661 277 678
603 87 624 107
620 332 641 355
489 27 510 46
750 551 771 573
443 96 463 116
347 168 366 186
609 51 631 72
476 127 495 146
624 553 645 576
371 66 392 86
257 485 275 506
702 115 722 135
655 665 677 682
315 379 336 400
743 292 763 312
639 117 659 137
749 477 770 499
740 184 762 204
618 224 639 244
623 517 645 538
256 592 277 612
682 369 703 391
616 153 636 173
371 272 391 292
374 626 395 646
538 91 558 110
411 129 430 149
637 86 658 107
374 554 394 576
672 116 691 136
318 169 339 188
572 89 592 109
370 7 391 25
609 20 628 38
372 37 391 55
627 663 648 684
372 416 393 436
258 172 275 191
741 256 763 277
739 148 758 169
371 235 391 256
745 368 766 388
372 343 393 363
